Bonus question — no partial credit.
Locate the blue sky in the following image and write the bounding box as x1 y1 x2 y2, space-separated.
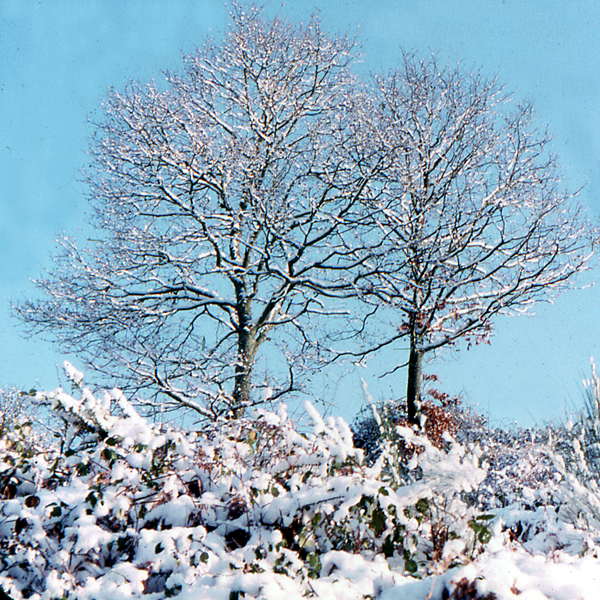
2 0 600 427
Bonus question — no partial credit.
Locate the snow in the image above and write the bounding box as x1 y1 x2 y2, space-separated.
445 549 600 600
3 373 600 599
62 360 84 385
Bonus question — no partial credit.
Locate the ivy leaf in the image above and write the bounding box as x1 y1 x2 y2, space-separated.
405 558 418 574
370 507 386 534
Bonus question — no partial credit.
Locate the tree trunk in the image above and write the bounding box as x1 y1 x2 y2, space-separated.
406 343 424 426
231 318 257 418
231 278 257 419
232 361 252 418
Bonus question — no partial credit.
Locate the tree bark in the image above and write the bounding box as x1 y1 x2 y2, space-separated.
231 278 257 419
232 355 253 418
232 320 257 418
406 343 424 426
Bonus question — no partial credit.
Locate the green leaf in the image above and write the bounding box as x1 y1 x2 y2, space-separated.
50 506 62 518
117 536 129 551
469 520 482 533
101 448 114 463
298 525 309 548
405 558 418 574
370 507 386 534
200 552 209 563
478 527 493 544
165 584 182 598
76 462 90 476
155 542 164 554
382 535 395 558
307 552 322 579
416 498 429 514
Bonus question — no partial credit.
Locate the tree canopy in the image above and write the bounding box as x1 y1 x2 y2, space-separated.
353 56 596 422
15 6 597 423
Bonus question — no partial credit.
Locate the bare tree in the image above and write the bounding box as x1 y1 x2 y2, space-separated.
355 55 596 424
14 7 380 420
14 11 596 426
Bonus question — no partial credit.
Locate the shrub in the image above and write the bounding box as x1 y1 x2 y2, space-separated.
0 366 502 599
5 362 600 599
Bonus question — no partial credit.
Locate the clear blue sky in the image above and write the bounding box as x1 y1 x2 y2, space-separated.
2 0 600 427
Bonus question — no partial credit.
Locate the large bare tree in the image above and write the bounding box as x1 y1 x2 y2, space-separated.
15 7 381 419
15 10 596 425
355 55 597 424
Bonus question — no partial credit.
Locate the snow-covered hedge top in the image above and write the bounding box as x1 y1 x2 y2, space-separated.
2 365 600 600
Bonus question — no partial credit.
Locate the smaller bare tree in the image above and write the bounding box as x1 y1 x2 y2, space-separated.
355 55 597 425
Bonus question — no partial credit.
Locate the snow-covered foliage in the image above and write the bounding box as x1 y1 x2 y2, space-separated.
3 365 600 599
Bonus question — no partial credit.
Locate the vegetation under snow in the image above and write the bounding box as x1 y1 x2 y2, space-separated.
2 363 600 599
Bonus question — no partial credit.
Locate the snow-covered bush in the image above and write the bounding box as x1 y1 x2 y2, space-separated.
533 360 600 531
352 394 460 465
0 388 42 438
0 365 504 600
458 360 600 532
4 363 600 599
353 393 568 512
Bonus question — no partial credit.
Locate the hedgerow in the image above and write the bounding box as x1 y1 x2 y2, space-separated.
2 363 600 599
